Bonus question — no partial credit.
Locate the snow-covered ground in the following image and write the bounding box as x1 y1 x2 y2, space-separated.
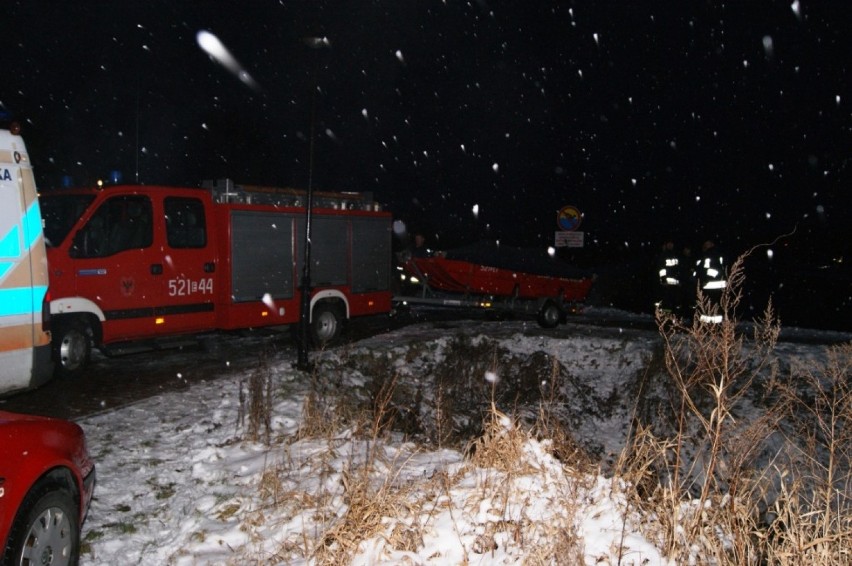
77 314 849 565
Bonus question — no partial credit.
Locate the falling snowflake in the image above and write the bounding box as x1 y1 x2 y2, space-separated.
790 0 801 18
196 30 260 91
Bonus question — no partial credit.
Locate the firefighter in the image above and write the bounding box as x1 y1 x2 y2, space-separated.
694 239 727 323
411 232 430 258
655 240 682 315
679 245 695 317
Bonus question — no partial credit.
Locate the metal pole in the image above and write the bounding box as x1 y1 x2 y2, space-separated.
296 39 326 371
296 109 316 370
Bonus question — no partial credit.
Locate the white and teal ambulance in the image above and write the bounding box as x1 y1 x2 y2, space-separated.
0 125 53 395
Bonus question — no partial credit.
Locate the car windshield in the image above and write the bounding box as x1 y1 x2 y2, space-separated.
40 194 96 247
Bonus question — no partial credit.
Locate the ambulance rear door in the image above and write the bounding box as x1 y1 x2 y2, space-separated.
0 130 52 394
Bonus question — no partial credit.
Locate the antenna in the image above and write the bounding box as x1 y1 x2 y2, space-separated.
135 78 140 183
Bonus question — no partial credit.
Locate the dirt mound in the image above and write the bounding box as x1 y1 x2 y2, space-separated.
317 322 662 461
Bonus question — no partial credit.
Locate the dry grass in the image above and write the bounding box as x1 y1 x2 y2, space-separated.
617 248 852 565
273 331 850 565
313 462 413 565
763 342 852 565
243 362 594 564
461 402 587 564
297 366 364 440
239 350 274 444
467 404 525 472
533 354 594 471
230 248 851 565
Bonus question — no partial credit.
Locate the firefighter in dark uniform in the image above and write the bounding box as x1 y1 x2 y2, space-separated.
411 233 430 258
655 240 683 315
694 240 727 323
679 245 695 317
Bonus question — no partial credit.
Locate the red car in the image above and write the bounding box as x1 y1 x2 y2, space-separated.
0 411 95 566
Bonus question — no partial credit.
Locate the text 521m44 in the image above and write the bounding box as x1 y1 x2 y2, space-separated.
168 278 213 296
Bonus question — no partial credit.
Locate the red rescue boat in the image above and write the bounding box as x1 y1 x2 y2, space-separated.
403 242 594 303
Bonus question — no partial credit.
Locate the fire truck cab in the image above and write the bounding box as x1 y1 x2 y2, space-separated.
40 179 392 377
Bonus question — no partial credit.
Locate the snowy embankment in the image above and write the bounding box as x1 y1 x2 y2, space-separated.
78 318 840 565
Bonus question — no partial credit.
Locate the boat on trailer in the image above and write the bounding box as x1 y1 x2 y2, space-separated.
404 256 594 302
396 242 595 327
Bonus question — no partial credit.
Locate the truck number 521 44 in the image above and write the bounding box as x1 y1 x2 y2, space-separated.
168 277 214 297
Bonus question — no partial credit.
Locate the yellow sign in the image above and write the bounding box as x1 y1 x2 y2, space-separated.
557 205 582 231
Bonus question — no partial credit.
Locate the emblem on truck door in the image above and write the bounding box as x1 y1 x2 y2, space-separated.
121 277 136 297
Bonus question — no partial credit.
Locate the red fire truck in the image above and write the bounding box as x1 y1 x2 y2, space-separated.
40 179 392 377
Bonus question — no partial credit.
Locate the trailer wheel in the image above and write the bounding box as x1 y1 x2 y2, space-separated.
53 318 92 379
537 301 562 329
311 302 344 346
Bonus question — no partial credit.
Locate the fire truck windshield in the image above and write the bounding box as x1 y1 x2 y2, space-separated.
40 194 96 247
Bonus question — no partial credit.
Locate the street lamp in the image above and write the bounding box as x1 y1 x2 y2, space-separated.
296 36 330 371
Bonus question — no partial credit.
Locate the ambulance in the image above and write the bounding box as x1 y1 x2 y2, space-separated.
0 126 53 395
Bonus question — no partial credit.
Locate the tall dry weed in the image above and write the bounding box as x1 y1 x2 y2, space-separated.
533 354 592 470
620 247 852 564
298 366 350 440
467 403 529 473
313 463 411 565
764 343 852 565
465 401 587 563
239 350 274 444
622 250 785 563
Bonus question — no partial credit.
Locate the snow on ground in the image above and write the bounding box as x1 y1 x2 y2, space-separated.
77 317 847 565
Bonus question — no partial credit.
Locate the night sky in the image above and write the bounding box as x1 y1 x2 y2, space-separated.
4 1 850 258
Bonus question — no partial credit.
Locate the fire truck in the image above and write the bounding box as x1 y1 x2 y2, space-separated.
40 179 392 377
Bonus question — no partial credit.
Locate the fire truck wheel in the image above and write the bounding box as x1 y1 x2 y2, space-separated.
537 301 562 329
311 303 344 346
53 318 92 379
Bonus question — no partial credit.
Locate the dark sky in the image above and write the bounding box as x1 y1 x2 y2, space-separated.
4 1 850 255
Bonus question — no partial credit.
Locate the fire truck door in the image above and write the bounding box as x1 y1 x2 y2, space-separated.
159 196 216 333
67 194 163 341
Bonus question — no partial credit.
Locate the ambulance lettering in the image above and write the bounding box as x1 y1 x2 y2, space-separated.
1 168 11 181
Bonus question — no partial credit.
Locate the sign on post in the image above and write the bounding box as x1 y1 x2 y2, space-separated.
555 205 584 248
555 231 584 248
